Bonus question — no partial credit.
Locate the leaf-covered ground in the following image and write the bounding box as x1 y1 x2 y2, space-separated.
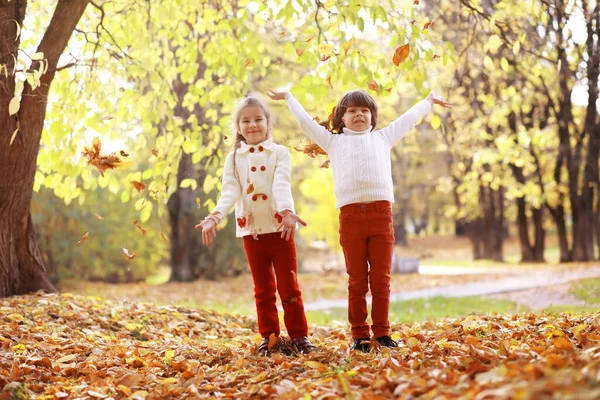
2 294 600 399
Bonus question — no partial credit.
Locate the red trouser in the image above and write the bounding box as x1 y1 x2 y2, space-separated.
243 232 308 339
339 201 394 339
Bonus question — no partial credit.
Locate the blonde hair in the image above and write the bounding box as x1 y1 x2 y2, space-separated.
230 94 273 190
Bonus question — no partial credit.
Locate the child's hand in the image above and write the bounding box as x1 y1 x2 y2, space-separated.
266 89 289 101
277 211 307 241
426 91 452 108
195 218 217 247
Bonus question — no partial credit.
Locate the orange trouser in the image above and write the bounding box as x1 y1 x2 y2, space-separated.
243 232 308 339
339 201 394 339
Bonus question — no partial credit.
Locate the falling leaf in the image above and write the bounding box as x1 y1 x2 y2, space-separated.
410 20 416 25
433 54 441 59
151 148 159 157
9 96 20 116
326 75 333 89
160 231 168 241
244 59 252 69
278 31 285 40
393 44 411 66
132 219 138 225
95 214 105 221
81 137 122 177
131 181 146 193
247 183 255 194
77 232 89 245
122 248 138 260
296 48 305 57
136 224 147 236
320 159 331 168
120 150 129 157
320 54 331 62
343 38 354 55
424 20 435 30
385 87 393 93
368 80 379 91
9 127 18 145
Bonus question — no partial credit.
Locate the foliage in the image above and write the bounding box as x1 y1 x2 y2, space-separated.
31 188 166 283
1 294 600 398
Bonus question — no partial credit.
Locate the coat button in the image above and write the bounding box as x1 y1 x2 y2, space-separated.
258 146 264 152
262 195 267 200
251 166 257 172
252 195 258 201
260 166 266 171
249 147 255 153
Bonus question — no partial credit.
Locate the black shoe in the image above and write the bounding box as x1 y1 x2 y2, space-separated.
351 338 371 353
258 337 270 356
292 336 317 355
375 335 397 348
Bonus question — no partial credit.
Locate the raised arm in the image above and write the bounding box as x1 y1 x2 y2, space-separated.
267 89 334 152
379 91 451 147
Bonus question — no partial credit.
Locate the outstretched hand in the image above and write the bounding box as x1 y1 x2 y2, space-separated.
277 212 307 241
266 89 289 101
426 91 452 108
195 218 217 247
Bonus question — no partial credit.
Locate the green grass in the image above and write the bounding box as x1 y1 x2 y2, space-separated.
305 296 525 326
569 277 600 304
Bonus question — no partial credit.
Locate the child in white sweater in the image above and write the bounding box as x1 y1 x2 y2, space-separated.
267 88 451 352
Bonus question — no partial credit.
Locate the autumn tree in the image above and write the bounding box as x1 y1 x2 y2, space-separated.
0 0 91 297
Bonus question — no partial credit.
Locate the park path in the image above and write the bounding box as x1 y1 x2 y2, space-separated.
303 264 600 311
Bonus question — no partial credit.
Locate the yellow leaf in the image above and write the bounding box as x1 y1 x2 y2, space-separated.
117 385 132 396
304 360 327 371
55 354 77 364
12 343 27 352
9 127 18 145
7 313 24 321
343 38 354 55
9 96 20 115
156 377 178 385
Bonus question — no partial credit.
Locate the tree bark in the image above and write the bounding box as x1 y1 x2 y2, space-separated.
0 0 89 297
573 1 599 261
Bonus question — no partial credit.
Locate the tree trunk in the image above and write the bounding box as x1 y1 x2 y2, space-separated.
515 196 534 262
0 0 89 297
573 3 599 261
167 151 196 282
547 204 570 262
467 219 484 259
532 206 545 262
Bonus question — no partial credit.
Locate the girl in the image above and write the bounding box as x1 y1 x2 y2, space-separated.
196 94 316 356
267 88 451 352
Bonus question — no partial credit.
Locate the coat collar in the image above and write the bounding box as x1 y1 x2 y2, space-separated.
342 126 373 136
238 137 275 154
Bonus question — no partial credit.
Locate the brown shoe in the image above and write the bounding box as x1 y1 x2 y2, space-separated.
292 336 317 355
258 337 270 356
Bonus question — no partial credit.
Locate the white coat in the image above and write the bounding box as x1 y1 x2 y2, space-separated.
211 138 295 238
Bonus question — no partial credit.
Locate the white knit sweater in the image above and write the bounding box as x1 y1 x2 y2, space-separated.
285 93 432 209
